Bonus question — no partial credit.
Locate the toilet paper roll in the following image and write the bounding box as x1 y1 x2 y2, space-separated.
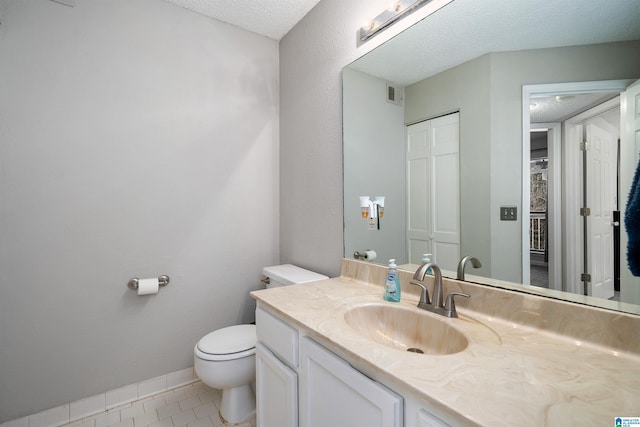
364 250 377 261
137 278 159 296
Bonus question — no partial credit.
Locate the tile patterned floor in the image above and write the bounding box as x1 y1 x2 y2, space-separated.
61 382 255 427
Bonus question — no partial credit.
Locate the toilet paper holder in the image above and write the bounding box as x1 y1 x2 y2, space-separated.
127 275 170 291
354 250 376 260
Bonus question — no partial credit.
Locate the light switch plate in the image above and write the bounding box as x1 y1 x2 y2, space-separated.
500 206 517 221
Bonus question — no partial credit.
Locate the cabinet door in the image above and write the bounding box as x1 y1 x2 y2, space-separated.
417 409 451 427
256 343 298 427
299 337 402 427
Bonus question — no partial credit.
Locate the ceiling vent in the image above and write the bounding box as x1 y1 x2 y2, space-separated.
386 83 404 106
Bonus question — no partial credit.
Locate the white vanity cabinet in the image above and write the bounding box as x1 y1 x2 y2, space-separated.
255 307 299 427
256 305 457 427
298 336 403 427
414 408 451 427
256 343 298 427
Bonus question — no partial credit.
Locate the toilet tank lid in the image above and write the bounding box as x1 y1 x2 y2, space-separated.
262 264 328 285
197 324 256 355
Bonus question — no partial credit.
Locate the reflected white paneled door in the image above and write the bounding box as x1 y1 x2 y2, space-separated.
407 113 460 270
586 121 616 299
407 119 432 263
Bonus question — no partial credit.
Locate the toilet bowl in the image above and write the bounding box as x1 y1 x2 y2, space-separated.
194 265 328 424
194 324 257 424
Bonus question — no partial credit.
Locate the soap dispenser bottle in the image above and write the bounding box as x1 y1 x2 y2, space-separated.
422 253 433 274
384 259 401 302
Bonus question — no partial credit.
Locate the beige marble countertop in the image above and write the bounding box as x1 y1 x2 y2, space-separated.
252 274 640 426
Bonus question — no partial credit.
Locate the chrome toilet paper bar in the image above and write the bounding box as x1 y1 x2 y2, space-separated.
127 275 170 291
354 250 376 260
354 250 367 260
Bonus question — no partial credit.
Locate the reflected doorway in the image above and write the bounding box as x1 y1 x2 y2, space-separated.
529 133 549 288
523 80 632 299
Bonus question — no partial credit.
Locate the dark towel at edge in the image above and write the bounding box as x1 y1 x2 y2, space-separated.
625 156 640 276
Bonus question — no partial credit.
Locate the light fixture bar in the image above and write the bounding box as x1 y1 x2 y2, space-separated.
359 0 433 42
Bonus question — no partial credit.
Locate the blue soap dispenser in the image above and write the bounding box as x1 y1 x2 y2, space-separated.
384 259 401 302
422 253 433 274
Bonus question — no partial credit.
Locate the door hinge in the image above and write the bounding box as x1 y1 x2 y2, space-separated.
580 141 591 151
580 207 591 217
581 273 591 282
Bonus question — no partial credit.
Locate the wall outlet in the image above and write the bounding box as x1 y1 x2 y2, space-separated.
500 206 517 221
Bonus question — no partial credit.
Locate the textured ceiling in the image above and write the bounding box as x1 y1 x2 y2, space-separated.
530 92 619 124
162 0 322 40
351 0 640 87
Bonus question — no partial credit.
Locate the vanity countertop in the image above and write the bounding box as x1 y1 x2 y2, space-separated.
251 275 640 426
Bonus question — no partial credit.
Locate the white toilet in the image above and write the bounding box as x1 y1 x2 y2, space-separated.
194 264 328 424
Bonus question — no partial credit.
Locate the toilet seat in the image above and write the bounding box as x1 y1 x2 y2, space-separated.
195 324 256 361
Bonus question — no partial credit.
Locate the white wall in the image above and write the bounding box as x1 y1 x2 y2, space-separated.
0 0 278 421
279 0 452 277
343 68 406 265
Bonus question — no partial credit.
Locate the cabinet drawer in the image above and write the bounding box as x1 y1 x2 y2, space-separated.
256 306 299 368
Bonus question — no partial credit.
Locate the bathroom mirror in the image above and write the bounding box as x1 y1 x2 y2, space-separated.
343 0 640 314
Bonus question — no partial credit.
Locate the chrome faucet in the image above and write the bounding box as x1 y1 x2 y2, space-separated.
456 256 482 281
410 262 469 318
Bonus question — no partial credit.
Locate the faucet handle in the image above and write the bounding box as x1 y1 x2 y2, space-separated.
444 292 470 318
410 280 430 306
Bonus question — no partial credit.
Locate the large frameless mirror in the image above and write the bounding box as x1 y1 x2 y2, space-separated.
343 0 640 314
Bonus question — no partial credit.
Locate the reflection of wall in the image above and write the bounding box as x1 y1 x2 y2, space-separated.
490 41 640 282
405 55 493 278
0 0 278 421
343 68 407 264
405 40 640 283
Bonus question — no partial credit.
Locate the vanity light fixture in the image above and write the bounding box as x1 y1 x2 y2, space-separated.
555 95 575 102
360 0 434 42
360 196 385 230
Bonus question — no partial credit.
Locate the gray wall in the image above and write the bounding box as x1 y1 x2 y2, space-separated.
279 0 429 277
279 1 640 282
343 68 406 265
404 55 492 278
0 0 278 421
488 41 640 281
402 41 640 283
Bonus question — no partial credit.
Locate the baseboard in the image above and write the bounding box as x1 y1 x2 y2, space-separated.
1 367 197 427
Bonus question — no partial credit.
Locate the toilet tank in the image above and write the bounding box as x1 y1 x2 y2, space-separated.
262 264 328 288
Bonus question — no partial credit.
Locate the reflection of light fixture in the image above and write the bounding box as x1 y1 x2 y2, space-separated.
360 196 385 230
359 0 434 42
555 95 575 102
